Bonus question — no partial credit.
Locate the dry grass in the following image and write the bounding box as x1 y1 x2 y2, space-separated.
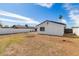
0 32 79 56
64 33 79 38
0 34 25 55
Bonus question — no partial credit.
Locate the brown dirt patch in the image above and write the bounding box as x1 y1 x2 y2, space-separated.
0 32 79 56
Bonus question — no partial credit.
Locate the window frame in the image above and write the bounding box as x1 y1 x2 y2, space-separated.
40 27 45 31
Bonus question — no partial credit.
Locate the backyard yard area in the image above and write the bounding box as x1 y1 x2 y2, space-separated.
0 32 79 56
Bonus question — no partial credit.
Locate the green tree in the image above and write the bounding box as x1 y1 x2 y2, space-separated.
25 24 28 28
11 25 16 28
0 24 3 28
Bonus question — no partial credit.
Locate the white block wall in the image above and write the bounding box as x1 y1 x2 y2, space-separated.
72 28 79 36
0 28 35 34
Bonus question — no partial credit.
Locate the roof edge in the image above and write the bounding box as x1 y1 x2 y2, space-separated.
36 20 66 27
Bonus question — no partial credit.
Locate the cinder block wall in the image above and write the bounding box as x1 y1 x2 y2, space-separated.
0 28 35 34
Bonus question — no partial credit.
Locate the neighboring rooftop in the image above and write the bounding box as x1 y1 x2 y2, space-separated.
72 27 79 28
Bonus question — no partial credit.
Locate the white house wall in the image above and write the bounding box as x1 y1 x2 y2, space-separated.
37 22 65 36
73 28 79 36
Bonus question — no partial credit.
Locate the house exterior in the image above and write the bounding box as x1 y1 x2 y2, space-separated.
36 20 66 36
12 25 27 29
72 27 79 36
26 27 37 32
11 25 36 32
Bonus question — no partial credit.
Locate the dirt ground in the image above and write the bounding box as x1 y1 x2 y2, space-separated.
0 32 79 56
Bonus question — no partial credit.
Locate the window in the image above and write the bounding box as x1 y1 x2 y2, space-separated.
40 27 45 31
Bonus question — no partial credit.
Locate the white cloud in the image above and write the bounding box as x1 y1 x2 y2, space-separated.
0 18 18 23
69 11 79 26
0 10 39 24
60 19 67 24
0 18 19 26
0 18 31 23
64 4 72 10
64 4 79 27
36 3 53 8
0 18 39 27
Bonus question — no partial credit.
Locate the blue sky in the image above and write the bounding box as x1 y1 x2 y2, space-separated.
0 3 79 27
